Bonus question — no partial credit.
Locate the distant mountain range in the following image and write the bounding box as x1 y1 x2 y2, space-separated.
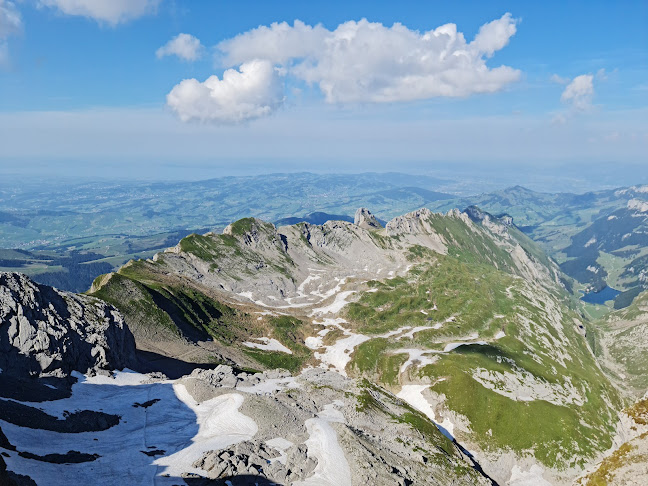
4 173 648 311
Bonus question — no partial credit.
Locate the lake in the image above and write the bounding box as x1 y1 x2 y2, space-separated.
580 286 621 305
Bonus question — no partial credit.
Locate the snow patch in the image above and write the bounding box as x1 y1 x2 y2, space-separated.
1 371 257 485
294 402 351 486
156 386 258 477
242 337 293 354
266 437 294 465
315 332 370 377
443 341 487 352
396 349 438 374
396 326 434 340
508 465 552 485
310 290 356 316
397 385 454 440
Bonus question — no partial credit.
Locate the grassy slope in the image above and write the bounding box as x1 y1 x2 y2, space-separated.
90 260 312 370
345 218 620 469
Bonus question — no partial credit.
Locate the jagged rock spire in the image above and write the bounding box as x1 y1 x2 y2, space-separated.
354 208 382 229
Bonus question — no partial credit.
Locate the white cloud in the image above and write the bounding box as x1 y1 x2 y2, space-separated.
166 59 284 123
550 74 568 84
218 19 328 66
214 15 521 105
561 74 594 111
157 33 204 61
0 0 20 38
469 13 519 57
39 0 160 25
0 0 21 67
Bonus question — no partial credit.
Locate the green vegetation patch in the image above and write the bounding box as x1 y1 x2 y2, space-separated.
91 269 257 343
351 339 407 385
244 316 313 373
179 233 240 263
346 256 515 339
90 272 179 336
242 349 305 373
422 345 619 468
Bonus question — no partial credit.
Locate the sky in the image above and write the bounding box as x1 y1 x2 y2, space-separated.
0 0 646 182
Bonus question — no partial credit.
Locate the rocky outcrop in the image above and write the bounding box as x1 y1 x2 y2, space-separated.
385 207 434 235
181 367 492 486
464 205 514 227
193 440 317 484
0 272 136 381
577 396 648 485
354 207 381 229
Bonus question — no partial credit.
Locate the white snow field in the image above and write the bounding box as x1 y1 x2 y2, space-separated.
294 402 351 486
1 370 258 485
396 348 438 374
155 385 258 477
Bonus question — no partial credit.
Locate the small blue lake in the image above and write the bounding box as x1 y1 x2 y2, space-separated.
580 286 621 305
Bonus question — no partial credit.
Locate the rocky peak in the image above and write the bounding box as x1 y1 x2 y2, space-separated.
0 272 135 380
463 205 490 223
464 206 513 227
385 208 433 235
498 214 514 226
224 217 287 252
354 207 382 229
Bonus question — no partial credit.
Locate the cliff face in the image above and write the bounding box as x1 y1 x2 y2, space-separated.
0 272 136 380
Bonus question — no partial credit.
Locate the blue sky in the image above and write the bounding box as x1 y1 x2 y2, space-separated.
0 0 646 180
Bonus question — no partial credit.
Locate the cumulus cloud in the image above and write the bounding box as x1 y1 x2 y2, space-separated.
469 13 519 57
39 0 160 25
157 33 204 61
168 15 520 123
218 20 329 66
561 74 594 111
216 15 520 104
0 0 21 67
166 59 284 123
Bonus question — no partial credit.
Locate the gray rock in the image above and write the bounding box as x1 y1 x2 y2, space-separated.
354 207 382 229
0 273 136 381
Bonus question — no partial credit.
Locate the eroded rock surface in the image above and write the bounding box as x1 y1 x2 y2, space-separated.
0 272 135 381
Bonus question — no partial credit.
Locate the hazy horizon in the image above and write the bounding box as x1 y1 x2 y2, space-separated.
2 160 647 196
